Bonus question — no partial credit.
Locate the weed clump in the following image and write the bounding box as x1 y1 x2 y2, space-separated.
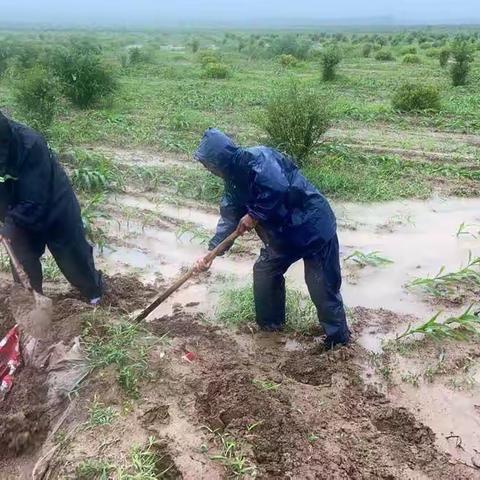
258 81 330 164
13 65 60 136
392 82 441 112
215 283 318 335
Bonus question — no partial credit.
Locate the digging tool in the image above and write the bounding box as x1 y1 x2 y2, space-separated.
1 236 53 342
135 230 240 322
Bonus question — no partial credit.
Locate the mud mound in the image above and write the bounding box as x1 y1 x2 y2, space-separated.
351 306 417 335
0 282 17 335
281 347 356 386
0 367 50 460
101 273 157 311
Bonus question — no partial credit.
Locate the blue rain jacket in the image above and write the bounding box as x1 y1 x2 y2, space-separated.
195 129 337 255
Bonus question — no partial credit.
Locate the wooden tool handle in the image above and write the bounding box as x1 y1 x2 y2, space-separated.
1 237 32 290
135 230 241 322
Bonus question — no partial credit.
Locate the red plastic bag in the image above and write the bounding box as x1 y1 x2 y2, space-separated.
0 325 21 399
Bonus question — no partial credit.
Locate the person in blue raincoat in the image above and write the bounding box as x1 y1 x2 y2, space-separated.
194 128 350 347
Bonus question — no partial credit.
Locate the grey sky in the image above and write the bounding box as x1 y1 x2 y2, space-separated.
1 0 479 26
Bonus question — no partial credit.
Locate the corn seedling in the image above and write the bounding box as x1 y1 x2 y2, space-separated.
246 420 264 432
396 306 480 342
407 252 480 299
81 193 110 251
456 222 480 239
345 250 393 267
175 223 210 245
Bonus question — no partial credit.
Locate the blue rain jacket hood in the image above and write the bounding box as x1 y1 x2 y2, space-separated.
195 128 337 254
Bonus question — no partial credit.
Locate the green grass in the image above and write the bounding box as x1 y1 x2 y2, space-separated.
82 310 163 398
87 397 119 427
75 459 114 480
214 282 318 335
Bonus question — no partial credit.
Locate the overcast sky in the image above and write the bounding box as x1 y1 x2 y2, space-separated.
1 0 479 26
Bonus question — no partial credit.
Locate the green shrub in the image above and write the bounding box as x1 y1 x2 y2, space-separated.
375 50 395 61
128 46 143 65
258 82 330 164
198 51 221 67
201 62 230 79
392 83 441 112
269 34 310 60
321 47 342 81
51 48 117 108
401 46 417 55
191 38 200 54
13 65 60 135
450 39 474 86
362 43 373 57
279 54 298 67
402 54 422 64
0 47 11 76
439 48 450 68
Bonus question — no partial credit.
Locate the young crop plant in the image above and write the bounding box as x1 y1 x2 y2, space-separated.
258 81 330 165
80 194 110 251
344 250 394 268
456 222 480 239
392 83 441 112
396 306 480 342
407 252 480 300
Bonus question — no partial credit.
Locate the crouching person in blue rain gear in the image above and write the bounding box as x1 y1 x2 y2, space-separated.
193 128 350 347
0 113 102 304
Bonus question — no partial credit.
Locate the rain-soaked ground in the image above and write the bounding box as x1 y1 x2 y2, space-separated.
96 189 480 468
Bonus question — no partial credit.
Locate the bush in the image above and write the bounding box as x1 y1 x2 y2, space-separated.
201 62 230 79
269 34 310 60
439 49 450 68
198 51 221 67
402 54 422 64
128 47 143 65
191 38 200 54
392 83 441 112
258 82 330 164
52 48 117 108
321 47 342 81
401 46 417 55
450 40 474 86
362 43 373 57
375 50 395 61
279 54 298 67
13 65 60 135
